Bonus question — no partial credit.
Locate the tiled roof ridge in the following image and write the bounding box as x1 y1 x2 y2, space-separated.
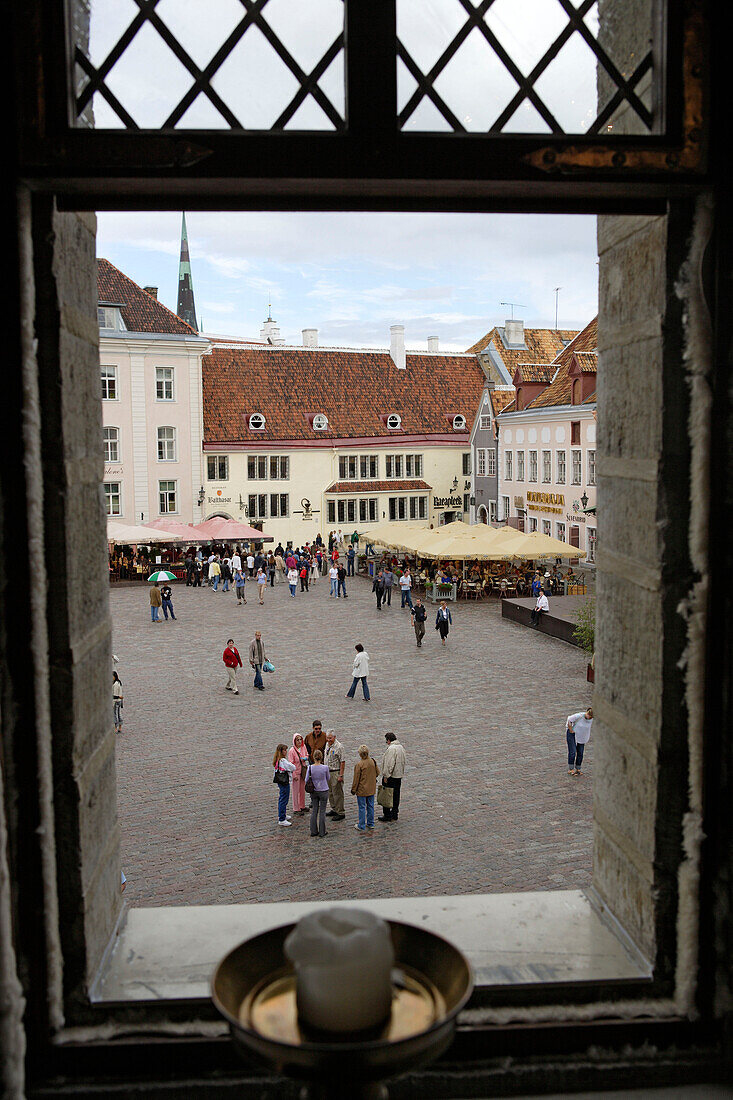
465 325 579 356
210 341 475 356
97 258 199 336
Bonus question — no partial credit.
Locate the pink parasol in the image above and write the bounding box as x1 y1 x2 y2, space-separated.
194 517 273 542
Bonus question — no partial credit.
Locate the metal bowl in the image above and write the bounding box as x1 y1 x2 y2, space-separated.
211 919 473 1087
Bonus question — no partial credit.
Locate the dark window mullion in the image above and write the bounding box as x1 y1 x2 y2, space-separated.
397 43 466 132
588 53 653 135
346 0 396 138
74 49 141 129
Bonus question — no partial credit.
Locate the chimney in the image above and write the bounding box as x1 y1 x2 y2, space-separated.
504 318 525 346
427 335 439 352
390 324 406 370
260 317 285 345
302 328 318 348
144 286 158 299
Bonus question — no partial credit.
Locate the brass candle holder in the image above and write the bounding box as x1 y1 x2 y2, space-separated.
212 916 473 1099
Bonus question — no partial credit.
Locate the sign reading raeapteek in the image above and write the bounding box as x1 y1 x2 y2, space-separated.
433 495 463 508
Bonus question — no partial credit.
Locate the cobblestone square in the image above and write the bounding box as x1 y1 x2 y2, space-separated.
112 574 593 907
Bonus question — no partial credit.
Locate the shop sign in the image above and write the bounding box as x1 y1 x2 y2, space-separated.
104 466 123 477
513 495 524 508
433 495 463 507
528 503 562 515
567 512 586 523
527 491 565 505
208 495 232 504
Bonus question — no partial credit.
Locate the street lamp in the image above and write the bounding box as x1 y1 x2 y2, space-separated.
197 486 205 506
580 491 589 511
451 476 458 491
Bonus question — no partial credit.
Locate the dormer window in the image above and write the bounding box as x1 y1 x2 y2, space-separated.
249 413 265 431
97 304 126 331
453 414 466 430
386 413 402 430
312 413 329 431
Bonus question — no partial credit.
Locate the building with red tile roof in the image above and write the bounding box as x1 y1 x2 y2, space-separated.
202 332 486 540
495 317 598 562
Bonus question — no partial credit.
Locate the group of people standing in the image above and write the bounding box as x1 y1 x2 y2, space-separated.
272 723 406 836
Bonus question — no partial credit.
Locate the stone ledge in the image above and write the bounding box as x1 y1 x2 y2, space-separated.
92 890 650 1004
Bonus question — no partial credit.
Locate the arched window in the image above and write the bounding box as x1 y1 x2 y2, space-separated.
103 426 119 462
157 425 176 461
386 413 401 430
313 413 328 430
453 414 466 430
249 412 265 430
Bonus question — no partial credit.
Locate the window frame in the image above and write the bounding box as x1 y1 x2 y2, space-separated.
103 425 120 463
207 455 229 481
103 480 121 516
158 479 177 515
155 365 175 402
100 364 117 401
156 425 176 462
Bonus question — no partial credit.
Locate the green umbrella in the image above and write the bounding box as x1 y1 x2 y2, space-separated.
147 570 176 583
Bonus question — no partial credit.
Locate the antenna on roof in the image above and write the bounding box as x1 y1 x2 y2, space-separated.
267 293 272 322
500 300 526 319
553 287 562 329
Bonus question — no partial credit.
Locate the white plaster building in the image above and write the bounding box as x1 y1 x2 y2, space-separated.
98 259 211 525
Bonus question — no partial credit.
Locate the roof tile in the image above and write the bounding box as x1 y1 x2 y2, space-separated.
97 258 197 336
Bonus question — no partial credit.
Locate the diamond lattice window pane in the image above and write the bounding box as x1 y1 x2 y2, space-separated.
483 0 570 78
397 0 471 76
103 20 196 129
397 57 419 114
210 24 301 129
532 32 599 133
153 0 247 70
500 100 553 134
75 0 345 130
402 97 455 133
433 26 519 132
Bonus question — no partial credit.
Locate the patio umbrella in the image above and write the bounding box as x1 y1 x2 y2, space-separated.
194 517 273 542
492 530 586 560
357 521 430 553
107 521 180 543
147 518 202 540
413 523 514 560
147 570 177 583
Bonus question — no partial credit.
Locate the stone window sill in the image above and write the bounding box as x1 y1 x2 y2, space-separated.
92 889 650 1005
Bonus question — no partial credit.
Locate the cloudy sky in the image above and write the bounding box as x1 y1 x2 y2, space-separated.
97 211 598 351
91 0 603 349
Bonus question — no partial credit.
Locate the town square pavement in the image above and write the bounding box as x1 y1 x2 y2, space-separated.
112 573 593 907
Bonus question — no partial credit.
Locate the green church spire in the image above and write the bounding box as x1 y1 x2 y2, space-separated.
177 213 198 331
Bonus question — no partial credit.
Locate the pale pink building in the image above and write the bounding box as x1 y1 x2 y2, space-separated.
497 317 598 563
98 260 210 525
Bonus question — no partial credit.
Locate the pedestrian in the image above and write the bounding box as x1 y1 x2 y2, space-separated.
324 730 346 821
234 568 247 605
149 581 162 622
246 551 255 577
346 643 371 701
305 719 327 764
305 750 330 838
531 571 541 597
273 743 295 826
249 630 268 691
346 544 355 576
531 589 549 626
399 568 413 609
231 549 242 576
328 562 338 597
209 556 221 591
435 600 452 645
299 561 309 592
185 554 194 586
543 571 553 598
351 529 359 548
379 732 406 821
113 671 123 733
256 567 267 604
372 569 385 610
267 552 276 587
287 734 310 815
287 566 298 597
351 745 380 832
383 564 395 607
193 558 203 586
566 706 593 776
310 553 319 584
223 638 242 694
160 581 177 620
411 597 427 647
337 562 348 598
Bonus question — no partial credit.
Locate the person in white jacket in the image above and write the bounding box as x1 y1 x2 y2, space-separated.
345 643 371 702
566 707 593 776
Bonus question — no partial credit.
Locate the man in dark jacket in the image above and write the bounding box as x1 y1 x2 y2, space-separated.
372 570 386 611
337 562 348 598
411 598 427 647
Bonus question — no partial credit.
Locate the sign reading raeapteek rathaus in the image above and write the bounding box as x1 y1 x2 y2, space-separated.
433 495 463 508
527 491 565 515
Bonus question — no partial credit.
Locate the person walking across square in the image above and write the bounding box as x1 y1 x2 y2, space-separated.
346 643 370 701
351 745 380 832
329 563 338 597
566 707 593 776
337 562 348 598
305 750 330 838
379 732 406 821
399 568 413 609
256 567 267 605
249 631 268 691
372 569 386 610
411 598 427 647
223 638 242 694
324 730 346 821
113 671 124 734
234 568 247 605
435 601 452 645
383 565 394 607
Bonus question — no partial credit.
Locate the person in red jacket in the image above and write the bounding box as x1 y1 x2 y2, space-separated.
223 638 242 695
